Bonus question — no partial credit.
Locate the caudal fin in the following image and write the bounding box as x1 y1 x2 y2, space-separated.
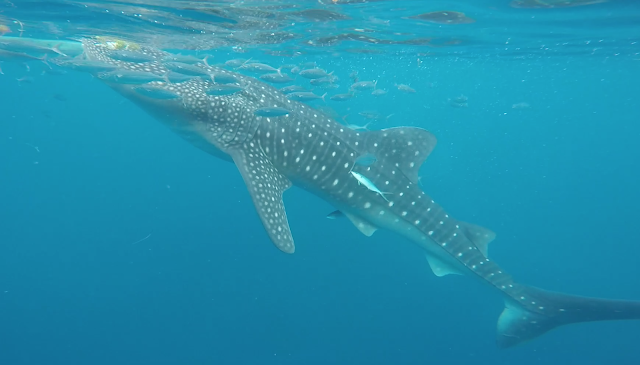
497 285 640 348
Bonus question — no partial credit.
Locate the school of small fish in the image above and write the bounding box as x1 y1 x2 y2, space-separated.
0 28 530 131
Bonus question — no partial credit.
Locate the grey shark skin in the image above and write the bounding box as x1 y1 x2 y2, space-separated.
54 37 640 347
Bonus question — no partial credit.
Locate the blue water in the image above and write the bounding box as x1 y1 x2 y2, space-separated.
1 1 640 364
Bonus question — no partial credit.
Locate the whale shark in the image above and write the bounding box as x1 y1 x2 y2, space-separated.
13 36 640 347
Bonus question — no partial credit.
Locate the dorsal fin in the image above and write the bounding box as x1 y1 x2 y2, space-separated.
459 221 496 257
363 127 437 184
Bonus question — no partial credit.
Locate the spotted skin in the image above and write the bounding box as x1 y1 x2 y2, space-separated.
76 37 640 348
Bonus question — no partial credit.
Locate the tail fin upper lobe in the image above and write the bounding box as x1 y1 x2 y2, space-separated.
497 285 640 348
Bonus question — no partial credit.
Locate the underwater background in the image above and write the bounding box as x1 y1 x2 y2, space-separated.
1 0 640 364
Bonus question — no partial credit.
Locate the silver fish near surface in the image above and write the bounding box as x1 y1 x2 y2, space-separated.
310 75 338 85
206 84 244 96
224 58 248 68
164 62 210 77
0 39 66 56
280 85 306 94
349 170 391 202
11 36 640 350
164 72 196 83
239 62 281 74
299 68 331 79
330 93 354 101
163 53 210 64
395 83 416 93
371 89 387 96
54 58 117 73
210 72 240 84
254 107 291 117
98 70 165 84
354 153 377 166
0 49 48 64
260 72 293 83
350 80 376 91
134 85 181 100
449 94 468 108
287 91 326 102
358 111 393 120
110 50 157 63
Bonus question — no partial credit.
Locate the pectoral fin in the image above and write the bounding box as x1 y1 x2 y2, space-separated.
230 145 295 253
425 254 463 277
343 212 378 236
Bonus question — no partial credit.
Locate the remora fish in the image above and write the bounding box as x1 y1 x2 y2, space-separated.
30 36 640 348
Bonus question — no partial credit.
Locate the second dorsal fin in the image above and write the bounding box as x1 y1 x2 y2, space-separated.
459 221 496 257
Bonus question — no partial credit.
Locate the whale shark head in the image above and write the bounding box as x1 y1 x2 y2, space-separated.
77 37 306 158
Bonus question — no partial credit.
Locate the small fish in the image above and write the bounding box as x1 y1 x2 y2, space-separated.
225 58 247 68
299 68 331 79
358 111 393 120
0 49 48 65
280 85 305 94
368 16 390 26
315 83 340 90
240 62 281 74
41 67 67 76
330 93 354 102
56 59 117 73
345 121 372 131
287 92 326 102
349 171 392 202
280 64 297 70
326 210 345 220
16 76 34 84
163 53 210 65
310 76 338 85
371 89 387 96
254 107 290 117
134 85 180 100
449 102 468 108
0 40 66 57
512 102 530 109
349 70 359 82
165 72 196 83
110 50 156 63
449 95 468 108
451 95 468 104
350 80 376 91
98 70 165 84
290 66 300 74
206 84 244 96
260 72 293 83
164 62 209 77
396 83 416 93
354 153 377 166
210 72 239 84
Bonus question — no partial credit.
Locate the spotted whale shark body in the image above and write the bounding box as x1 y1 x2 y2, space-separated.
54 37 640 347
